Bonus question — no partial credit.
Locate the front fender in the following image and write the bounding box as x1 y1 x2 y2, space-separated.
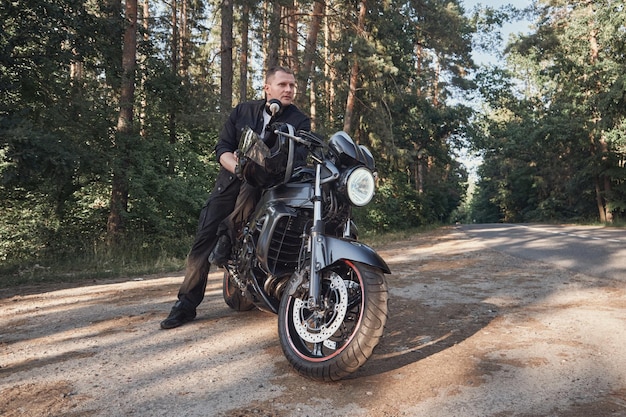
320 236 391 274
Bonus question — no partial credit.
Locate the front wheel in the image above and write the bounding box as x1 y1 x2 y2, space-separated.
278 260 388 381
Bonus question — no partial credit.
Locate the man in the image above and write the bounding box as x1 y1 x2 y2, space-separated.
160 66 311 329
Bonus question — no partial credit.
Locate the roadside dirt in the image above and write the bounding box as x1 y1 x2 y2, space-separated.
1 227 625 417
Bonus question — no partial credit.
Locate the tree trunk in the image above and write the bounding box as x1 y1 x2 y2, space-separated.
415 42 422 95
298 0 324 93
604 175 613 222
239 3 250 102
107 0 137 242
588 18 613 223
593 136 613 223
221 0 233 118
309 76 316 130
139 0 149 137
267 1 281 68
343 0 366 134
180 0 188 79
169 0 178 145
102 0 123 91
324 2 335 125
432 58 440 107
286 0 298 70
70 55 83 82
416 149 425 193
594 175 607 223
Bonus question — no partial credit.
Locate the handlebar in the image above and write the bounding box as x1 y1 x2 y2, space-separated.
273 129 326 150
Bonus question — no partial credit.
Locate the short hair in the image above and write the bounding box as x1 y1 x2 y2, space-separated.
265 66 294 82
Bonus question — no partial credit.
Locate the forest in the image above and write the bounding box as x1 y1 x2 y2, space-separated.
1 0 625 278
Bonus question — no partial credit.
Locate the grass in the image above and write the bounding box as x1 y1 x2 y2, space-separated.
361 224 443 247
0 239 188 288
1 227 441 290
0 257 187 288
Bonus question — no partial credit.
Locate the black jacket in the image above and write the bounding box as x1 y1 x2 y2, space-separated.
215 99 311 162
211 100 311 196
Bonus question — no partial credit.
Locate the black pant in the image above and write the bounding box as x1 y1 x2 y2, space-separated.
177 177 260 310
219 182 262 243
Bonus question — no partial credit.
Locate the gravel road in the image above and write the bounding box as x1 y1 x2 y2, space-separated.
1 226 625 417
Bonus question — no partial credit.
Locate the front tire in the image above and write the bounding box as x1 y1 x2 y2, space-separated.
278 260 388 381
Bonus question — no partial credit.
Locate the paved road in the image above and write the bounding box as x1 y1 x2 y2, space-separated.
460 223 626 280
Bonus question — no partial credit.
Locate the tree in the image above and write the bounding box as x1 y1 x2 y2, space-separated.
1 0 482 272
343 0 367 134
238 0 251 102
471 0 626 223
108 0 138 241
266 0 281 68
221 0 233 117
297 0 325 93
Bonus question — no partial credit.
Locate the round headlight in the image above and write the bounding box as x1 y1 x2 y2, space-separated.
346 167 375 206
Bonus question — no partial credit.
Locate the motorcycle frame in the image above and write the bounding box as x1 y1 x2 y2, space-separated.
239 128 391 312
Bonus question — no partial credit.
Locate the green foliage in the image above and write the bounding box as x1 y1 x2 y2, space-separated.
0 0 221 279
354 174 425 233
0 0 477 282
467 0 626 224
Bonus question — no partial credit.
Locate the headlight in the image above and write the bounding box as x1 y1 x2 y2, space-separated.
346 167 375 206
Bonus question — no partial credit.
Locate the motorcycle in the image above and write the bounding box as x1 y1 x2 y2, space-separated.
221 122 390 381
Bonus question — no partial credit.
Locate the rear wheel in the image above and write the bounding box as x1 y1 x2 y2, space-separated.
222 272 255 311
278 260 388 381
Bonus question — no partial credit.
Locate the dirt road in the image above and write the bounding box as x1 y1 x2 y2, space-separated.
2 227 625 417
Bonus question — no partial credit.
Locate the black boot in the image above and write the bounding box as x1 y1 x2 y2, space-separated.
160 301 196 329
208 234 232 267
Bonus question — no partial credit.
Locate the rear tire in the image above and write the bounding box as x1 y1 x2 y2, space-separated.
278 261 388 381
223 272 255 311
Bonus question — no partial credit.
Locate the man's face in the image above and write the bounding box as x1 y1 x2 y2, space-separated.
264 70 296 106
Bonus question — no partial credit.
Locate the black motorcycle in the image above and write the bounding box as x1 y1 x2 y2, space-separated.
221 122 390 381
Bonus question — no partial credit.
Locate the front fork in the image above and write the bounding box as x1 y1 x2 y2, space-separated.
308 163 325 309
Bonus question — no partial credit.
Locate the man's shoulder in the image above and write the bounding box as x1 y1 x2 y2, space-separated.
228 100 264 123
